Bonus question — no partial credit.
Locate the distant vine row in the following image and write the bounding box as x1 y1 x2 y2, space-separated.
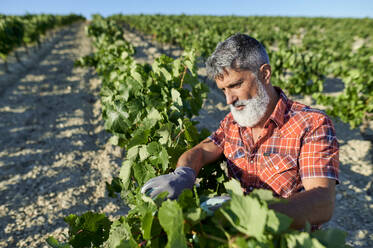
0 13 85 72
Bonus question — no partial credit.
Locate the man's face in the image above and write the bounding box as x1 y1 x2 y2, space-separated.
215 69 270 127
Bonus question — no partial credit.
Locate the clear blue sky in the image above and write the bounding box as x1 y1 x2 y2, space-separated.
1 0 372 19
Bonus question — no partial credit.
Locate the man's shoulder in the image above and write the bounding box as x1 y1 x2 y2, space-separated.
276 87 332 128
289 100 327 117
285 99 334 131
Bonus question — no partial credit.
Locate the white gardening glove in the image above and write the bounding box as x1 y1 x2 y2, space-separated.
140 166 196 200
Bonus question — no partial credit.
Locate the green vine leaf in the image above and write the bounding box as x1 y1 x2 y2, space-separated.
158 200 188 248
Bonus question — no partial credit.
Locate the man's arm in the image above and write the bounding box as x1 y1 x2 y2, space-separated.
269 178 336 229
176 137 224 175
269 112 339 229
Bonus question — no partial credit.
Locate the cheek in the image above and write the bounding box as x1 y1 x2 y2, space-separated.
237 87 254 100
249 82 258 97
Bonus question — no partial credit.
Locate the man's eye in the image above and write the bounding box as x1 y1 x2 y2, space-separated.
232 82 242 88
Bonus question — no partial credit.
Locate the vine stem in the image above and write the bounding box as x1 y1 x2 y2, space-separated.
138 240 147 247
173 128 185 143
180 65 187 88
201 232 227 243
198 222 227 244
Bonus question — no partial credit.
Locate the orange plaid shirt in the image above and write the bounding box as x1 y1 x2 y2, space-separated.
209 87 339 198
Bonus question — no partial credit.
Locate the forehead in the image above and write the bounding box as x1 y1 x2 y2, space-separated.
215 69 256 88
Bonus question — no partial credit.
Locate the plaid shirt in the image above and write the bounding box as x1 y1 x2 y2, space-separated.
209 87 339 198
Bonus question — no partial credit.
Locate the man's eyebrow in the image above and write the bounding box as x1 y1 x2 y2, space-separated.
218 78 243 90
227 79 244 88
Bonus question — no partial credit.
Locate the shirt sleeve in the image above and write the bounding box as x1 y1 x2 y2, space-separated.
208 114 230 149
299 114 340 183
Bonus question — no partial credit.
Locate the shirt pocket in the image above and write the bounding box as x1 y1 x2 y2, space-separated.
224 144 247 180
259 152 299 197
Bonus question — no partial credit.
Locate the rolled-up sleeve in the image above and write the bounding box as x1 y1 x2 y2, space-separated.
299 115 339 183
208 114 230 149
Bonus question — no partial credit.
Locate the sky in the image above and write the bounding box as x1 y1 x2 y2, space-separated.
1 0 373 19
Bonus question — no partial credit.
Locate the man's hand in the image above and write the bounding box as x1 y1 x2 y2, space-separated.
140 137 222 200
140 166 196 200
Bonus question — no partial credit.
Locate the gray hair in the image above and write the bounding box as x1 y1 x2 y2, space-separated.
206 33 270 80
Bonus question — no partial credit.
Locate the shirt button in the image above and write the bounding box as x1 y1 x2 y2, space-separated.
249 186 253 191
229 154 232 158
250 160 254 163
274 165 279 170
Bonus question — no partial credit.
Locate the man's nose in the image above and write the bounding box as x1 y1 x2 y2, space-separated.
225 91 236 105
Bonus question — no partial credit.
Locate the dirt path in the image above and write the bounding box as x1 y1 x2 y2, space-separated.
0 23 127 248
124 28 373 247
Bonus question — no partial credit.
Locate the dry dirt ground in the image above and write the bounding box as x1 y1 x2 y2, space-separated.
0 22 372 247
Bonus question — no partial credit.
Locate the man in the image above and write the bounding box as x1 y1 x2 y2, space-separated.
141 33 339 229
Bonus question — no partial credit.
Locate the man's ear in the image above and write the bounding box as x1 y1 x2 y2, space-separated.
259 64 271 84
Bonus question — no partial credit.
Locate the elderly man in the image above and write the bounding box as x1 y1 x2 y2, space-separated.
141 33 339 229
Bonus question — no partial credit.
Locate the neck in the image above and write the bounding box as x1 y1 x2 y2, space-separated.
252 86 279 130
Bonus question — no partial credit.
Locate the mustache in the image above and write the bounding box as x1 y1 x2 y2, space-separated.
232 99 250 108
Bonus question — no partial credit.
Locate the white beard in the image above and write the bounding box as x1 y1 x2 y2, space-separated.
230 79 270 127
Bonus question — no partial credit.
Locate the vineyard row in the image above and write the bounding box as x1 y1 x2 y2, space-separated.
0 13 85 71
